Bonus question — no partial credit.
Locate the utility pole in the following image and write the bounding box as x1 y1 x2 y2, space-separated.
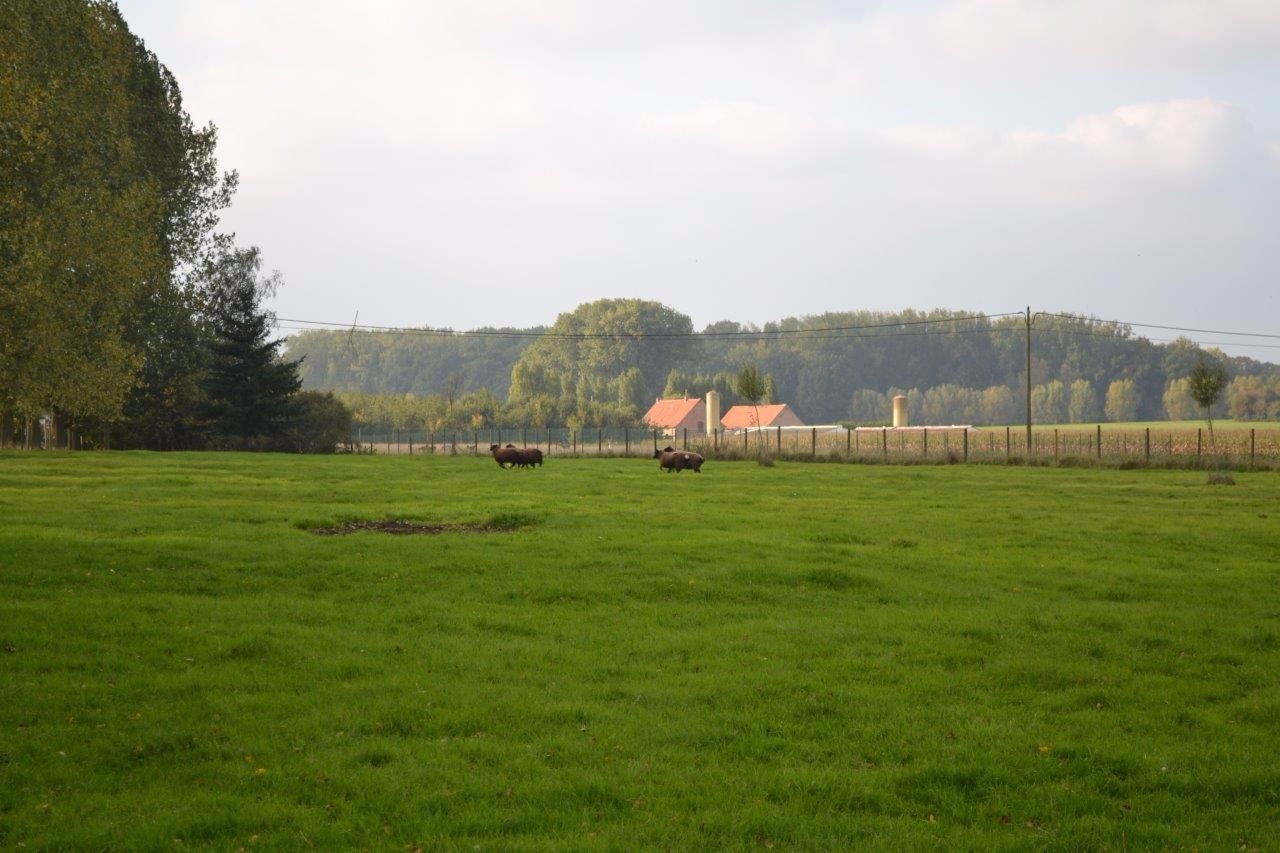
1025 306 1033 457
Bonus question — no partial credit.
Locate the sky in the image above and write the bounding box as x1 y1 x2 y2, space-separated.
116 0 1280 359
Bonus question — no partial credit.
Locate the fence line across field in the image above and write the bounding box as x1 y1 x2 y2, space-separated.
351 424 1280 468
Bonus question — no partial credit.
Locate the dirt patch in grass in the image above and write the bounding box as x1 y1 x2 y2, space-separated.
311 511 539 536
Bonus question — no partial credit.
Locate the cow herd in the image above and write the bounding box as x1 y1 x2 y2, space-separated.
488 443 705 473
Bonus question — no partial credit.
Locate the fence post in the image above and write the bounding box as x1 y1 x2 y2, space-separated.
1054 428 1059 465
451 431 456 454
882 428 887 460
682 427 687 450
963 429 969 462
1096 424 1101 460
1250 428 1256 467
811 427 817 457
743 428 748 453
923 428 928 459
1005 426 1010 460
1144 428 1150 464
1197 428 1202 462
846 427 851 457
573 429 577 456
713 428 718 451
408 428 413 455
598 429 602 455
778 425 782 456
625 428 630 456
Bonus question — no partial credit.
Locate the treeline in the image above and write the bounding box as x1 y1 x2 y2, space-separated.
1 1 346 451
286 300 1280 428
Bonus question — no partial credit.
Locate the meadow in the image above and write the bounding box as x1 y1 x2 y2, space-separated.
1 451 1278 849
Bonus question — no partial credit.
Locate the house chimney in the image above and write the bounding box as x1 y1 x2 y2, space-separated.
892 395 908 428
705 390 720 435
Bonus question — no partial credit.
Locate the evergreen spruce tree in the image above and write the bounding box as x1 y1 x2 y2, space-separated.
201 246 301 444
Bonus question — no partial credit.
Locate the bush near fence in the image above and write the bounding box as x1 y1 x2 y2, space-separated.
344 424 1280 470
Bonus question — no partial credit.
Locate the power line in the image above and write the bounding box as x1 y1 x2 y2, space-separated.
1040 312 1280 341
276 322 1029 345
276 311 1023 341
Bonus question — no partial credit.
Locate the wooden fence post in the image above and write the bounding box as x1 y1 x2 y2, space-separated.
625 428 630 456
1144 428 1149 464
598 429 603 455
811 427 816 457
923 427 928 459
1005 426 1010 460
743 428 748 453
846 427 851 457
778 425 782 456
573 429 577 456
682 427 687 450
1096 424 1101 460
882 428 887 460
1054 428 1059 465
1197 428 1202 462
963 429 969 462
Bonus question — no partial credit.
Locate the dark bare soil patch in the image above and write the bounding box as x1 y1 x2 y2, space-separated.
311 511 539 536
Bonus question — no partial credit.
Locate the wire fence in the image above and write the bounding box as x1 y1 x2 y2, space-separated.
349 425 1280 469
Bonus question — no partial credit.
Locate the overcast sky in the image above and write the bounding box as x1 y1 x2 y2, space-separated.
117 1 1280 359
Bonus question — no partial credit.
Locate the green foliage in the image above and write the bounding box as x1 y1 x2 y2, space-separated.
505 298 698 426
1225 375 1280 421
1066 379 1100 424
3 453 1279 847
281 306 1280 429
200 246 302 444
287 391 353 453
1187 354 1230 444
1162 378 1199 421
1104 379 1140 422
0 0 234 437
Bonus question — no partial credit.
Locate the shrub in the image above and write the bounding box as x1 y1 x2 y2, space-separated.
288 391 354 453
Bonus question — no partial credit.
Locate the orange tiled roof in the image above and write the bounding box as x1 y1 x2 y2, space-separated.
642 397 703 428
720 404 796 428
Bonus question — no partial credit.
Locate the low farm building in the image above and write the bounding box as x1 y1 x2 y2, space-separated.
721 404 805 430
642 397 707 436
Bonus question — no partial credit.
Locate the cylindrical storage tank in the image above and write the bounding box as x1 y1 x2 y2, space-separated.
892 395 908 428
705 390 721 435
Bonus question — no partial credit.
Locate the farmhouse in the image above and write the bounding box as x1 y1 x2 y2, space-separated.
642 397 706 437
721 403 805 430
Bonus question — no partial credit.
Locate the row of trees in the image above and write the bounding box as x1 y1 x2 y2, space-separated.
1 1 345 452
287 300 1280 428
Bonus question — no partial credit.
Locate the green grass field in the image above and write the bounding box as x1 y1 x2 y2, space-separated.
2 452 1278 849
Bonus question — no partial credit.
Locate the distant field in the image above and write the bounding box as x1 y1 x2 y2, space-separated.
1019 420 1280 432
2 452 1278 848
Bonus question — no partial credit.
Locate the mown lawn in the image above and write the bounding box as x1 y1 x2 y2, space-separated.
1 451 1277 849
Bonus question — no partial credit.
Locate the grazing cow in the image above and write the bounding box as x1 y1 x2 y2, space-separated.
654 445 703 473
490 444 542 469
490 444 521 468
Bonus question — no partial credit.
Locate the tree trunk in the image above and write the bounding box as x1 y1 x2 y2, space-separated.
53 411 67 449
24 416 36 449
0 411 11 447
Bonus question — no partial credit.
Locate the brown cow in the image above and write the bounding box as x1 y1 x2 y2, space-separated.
654 446 703 473
490 444 543 469
490 444 522 468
